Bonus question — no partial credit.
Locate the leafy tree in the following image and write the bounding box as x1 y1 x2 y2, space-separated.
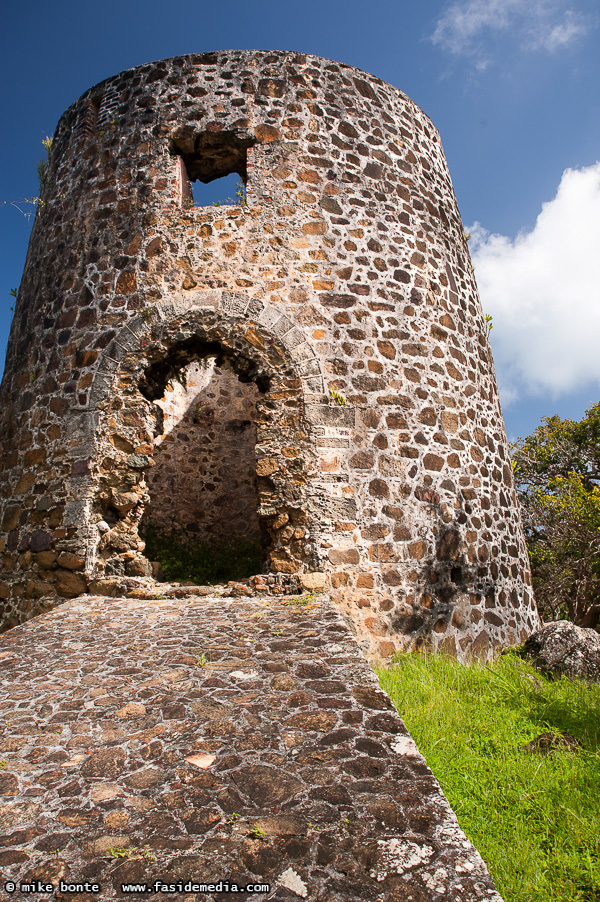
511 404 600 625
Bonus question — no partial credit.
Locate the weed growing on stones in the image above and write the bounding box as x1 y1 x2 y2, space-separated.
329 388 347 406
246 825 266 840
36 136 53 194
284 592 319 607
142 524 262 585
106 846 157 862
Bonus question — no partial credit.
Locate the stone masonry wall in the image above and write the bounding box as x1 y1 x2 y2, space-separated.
0 51 539 658
145 361 261 545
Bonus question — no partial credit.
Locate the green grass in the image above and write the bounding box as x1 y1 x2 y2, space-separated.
377 652 600 902
142 525 263 585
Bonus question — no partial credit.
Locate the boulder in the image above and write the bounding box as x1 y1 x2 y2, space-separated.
525 620 600 681
523 731 582 756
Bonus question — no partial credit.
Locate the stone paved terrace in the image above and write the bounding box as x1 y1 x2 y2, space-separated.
0 591 502 901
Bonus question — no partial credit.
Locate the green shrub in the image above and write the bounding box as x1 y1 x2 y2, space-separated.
377 652 600 902
142 524 262 585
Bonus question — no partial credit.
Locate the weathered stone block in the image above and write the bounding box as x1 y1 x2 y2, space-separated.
55 569 87 598
2 507 21 532
299 572 326 591
57 552 85 571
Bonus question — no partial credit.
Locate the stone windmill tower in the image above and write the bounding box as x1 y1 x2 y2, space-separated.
0 51 539 658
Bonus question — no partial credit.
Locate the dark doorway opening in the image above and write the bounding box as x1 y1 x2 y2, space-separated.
141 356 266 585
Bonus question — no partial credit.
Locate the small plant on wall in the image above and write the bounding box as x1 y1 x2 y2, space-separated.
2 136 57 219
329 388 347 406
36 136 53 194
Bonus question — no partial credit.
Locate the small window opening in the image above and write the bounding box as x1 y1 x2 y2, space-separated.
191 171 245 207
140 357 267 585
171 128 255 209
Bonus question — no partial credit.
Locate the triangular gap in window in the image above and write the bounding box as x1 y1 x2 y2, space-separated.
191 172 245 207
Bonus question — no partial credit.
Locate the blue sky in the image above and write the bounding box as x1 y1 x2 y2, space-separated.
1 0 599 439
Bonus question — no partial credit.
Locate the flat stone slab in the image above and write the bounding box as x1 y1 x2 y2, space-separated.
0 594 502 901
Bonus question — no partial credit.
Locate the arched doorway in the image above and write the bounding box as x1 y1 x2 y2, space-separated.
141 356 264 583
87 294 325 586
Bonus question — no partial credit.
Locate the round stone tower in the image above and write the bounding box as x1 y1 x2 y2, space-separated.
0 50 539 657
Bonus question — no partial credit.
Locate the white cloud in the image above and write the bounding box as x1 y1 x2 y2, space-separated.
432 0 518 55
432 0 589 61
468 162 600 402
540 10 588 49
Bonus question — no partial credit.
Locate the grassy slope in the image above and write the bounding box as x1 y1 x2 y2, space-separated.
377 653 600 902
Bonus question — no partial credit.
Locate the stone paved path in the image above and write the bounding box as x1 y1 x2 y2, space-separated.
0 593 502 901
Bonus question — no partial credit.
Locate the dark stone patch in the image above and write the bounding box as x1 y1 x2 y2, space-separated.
0 849 30 865
110 859 153 890
363 163 383 179
320 196 343 214
125 767 163 789
35 832 74 851
319 728 357 746
80 748 126 779
257 79 285 98
0 827 37 847
354 738 388 757
352 686 394 710
181 806 222 834
285 710 337 732
30 530 52 553
304 680 346 694
368 798 406 828
0 773 19 796
22 858 69 888
190 699 232 719
437 528 461 561
231 765 304 806
343 756 388 778
240 838 281 875
365 712 405 733
353 77 378 100
319 293 356 308
295 662 330 678
392 611 427 634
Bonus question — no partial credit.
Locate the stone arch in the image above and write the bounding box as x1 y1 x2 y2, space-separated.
84 291 327 582
89 291 325 401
